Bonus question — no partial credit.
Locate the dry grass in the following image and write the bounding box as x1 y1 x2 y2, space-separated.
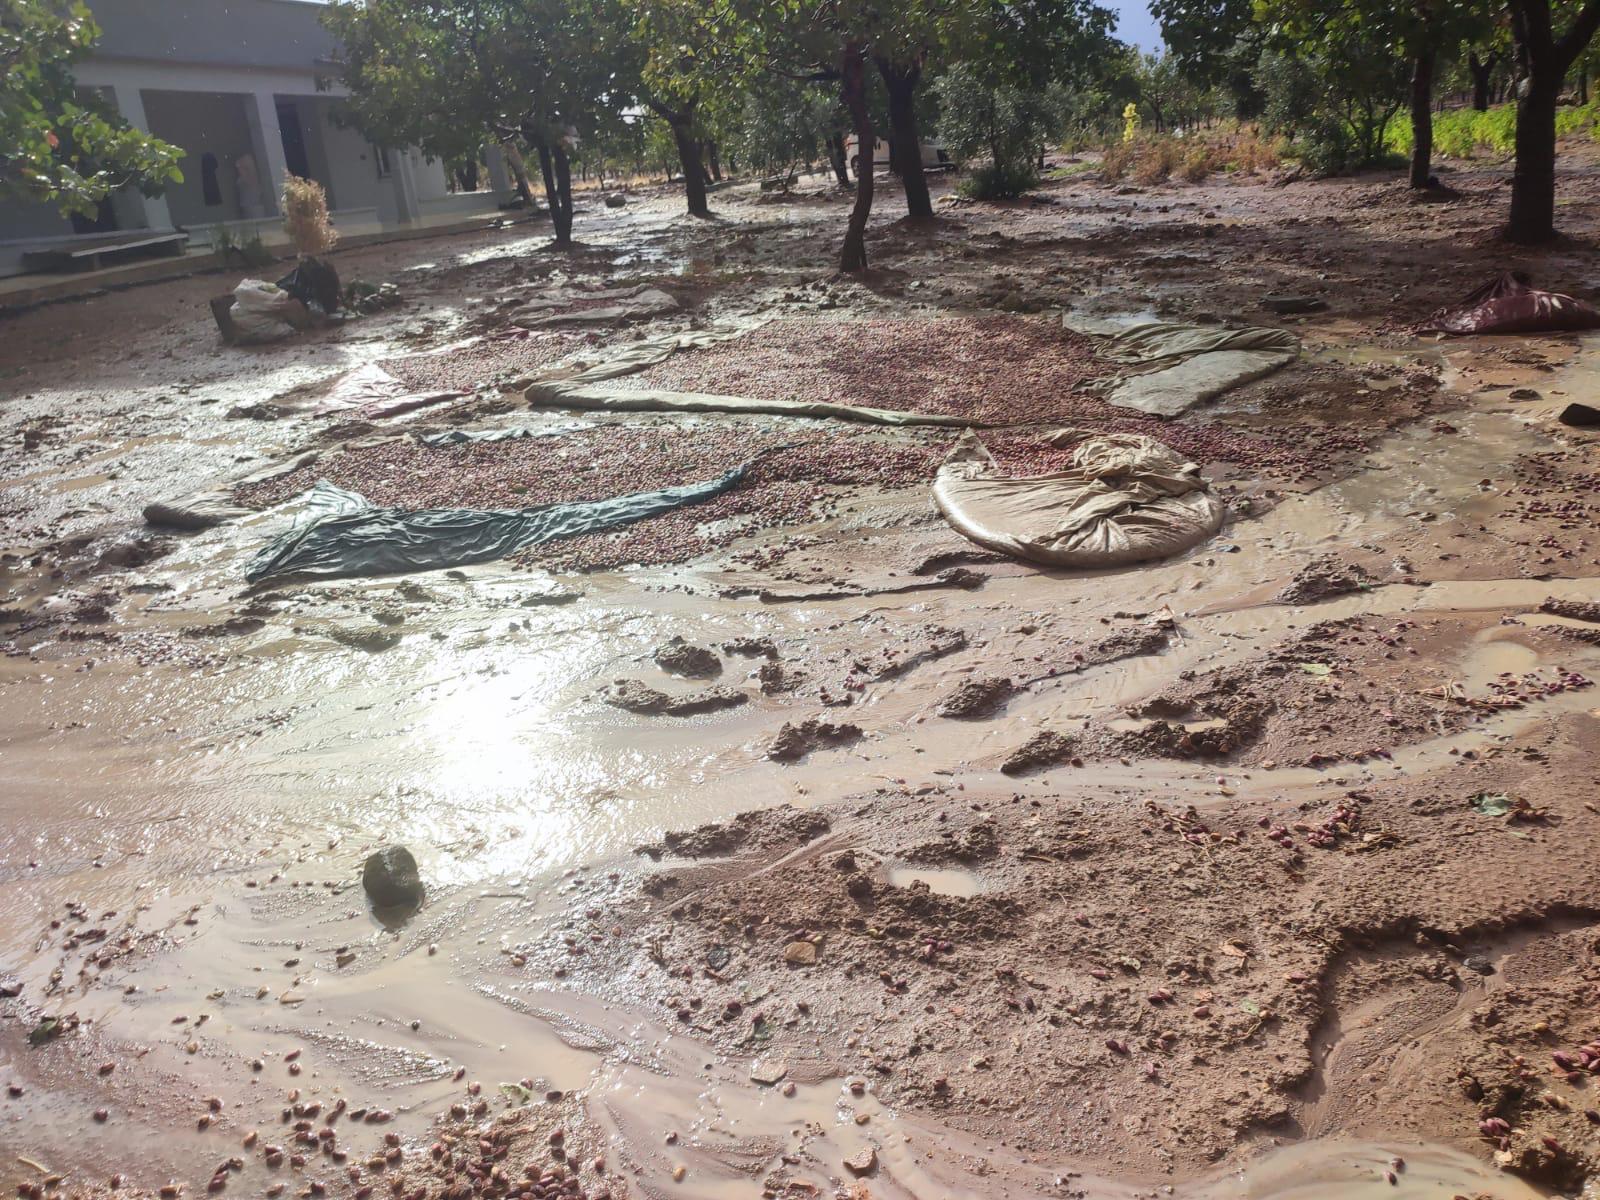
1179 145 1212 183
1132 138 1181 185
1230 129 1283 174
281 174 337 257
1100 142 1134 181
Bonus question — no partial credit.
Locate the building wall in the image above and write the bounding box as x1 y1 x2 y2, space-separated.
307 99 385 216
0 0 509 276
86 0 339 73
140 90 258 225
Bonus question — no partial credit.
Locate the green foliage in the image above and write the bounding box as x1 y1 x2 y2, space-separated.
727 79 839 177
1294 113 1357 174
959 161 1040 198
1383 102 1591 161
1 0 182 215
934 60 1069 181
1254 32 1404 174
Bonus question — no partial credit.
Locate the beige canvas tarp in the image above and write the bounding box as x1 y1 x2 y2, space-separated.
933 431 1226 568
1064 317 1300 418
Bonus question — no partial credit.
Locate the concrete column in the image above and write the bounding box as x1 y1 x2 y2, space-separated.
485 145 513 202
106 85 173 231
246 90 291 217
389 149 421 225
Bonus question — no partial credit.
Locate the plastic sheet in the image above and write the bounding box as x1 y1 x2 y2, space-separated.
245 467 748 583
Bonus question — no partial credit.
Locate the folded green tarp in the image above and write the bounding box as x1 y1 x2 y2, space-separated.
246 469 746 583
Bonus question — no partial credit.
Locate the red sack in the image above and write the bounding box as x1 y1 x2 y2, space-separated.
1419 272 1600 335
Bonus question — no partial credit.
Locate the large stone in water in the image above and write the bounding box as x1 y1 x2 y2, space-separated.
362 845 424 909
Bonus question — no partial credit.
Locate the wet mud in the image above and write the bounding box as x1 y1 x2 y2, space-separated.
4 148 1600 1199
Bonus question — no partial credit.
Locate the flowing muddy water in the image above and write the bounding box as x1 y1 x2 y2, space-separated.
3 311 1598 1194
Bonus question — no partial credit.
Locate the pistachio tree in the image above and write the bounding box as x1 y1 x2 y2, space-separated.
1 0 182 216
323 0 622 246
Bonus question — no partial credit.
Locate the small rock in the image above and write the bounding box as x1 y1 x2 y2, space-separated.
783 941 818 966
749 1061 788 1085
1558 401 1599 427
844 1147 877 1176
361 846 424 909
1508 387 1541 401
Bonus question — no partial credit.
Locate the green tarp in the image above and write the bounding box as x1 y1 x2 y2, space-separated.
246 468 747 583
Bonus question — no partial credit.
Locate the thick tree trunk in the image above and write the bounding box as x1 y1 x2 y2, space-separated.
1507 77 1560 241
839 44 874 272
1409 46 1436 187
1468 52 1497 110
878 58 932 220
670 121 710 217
828 132 851 187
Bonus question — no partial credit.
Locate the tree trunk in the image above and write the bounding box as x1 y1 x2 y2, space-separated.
551 141 574 245
878 58 932 220
706 140 723 182
670 120 710 217
1468 52 1496 110
839 43 874 272
502 140 537 209
1507 77 1560 241
534 139 574 246
1409 46 1436 187
828 132 851 187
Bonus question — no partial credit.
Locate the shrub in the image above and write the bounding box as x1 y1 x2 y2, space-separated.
1295 115 1356 176
958 161 1041 199
281 174 338 257
1100 141 1134 181
1179 144 1212 182
1132 137 1181 185
1231 129 1282 173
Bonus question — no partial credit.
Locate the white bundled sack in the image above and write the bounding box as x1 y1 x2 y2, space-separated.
229 279 310 344
933 431 1226 569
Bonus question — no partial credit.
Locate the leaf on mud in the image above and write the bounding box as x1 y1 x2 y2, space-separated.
1298 662 1333 676
1219 941 1251 959
1470 791 1514 817
1469 791 1545 822
1112 955 1142 974
28 1017 63 1046
706 944 732 971
498 1082 533 1106
1239 999 1262 1016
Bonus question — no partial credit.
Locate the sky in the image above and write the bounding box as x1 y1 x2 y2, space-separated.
1108 0 1163 52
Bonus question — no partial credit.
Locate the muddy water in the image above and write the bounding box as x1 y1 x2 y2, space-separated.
2 320 1597 1193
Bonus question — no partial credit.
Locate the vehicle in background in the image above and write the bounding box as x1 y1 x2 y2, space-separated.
844 136 951 177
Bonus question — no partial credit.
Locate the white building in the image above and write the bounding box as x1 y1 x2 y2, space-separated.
0 0 514 277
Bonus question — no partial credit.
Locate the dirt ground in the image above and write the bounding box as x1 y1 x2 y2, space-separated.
2 142 1600 1200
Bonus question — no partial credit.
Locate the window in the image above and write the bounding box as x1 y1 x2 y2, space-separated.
373 144 391 178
